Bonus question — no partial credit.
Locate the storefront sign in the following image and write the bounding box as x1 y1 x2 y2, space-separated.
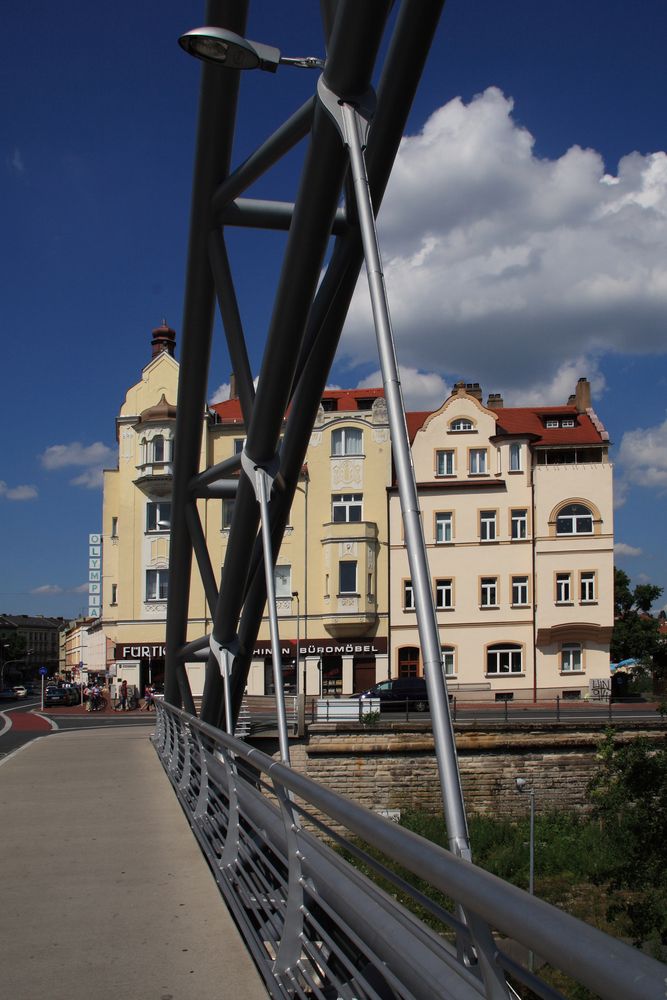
115 643 166 660
252 637 387 657
113 637 387 661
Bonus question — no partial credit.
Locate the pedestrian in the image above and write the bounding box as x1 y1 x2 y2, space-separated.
142 684 153 711
120 679 128 711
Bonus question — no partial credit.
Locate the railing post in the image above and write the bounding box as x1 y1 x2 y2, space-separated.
272 782 304 974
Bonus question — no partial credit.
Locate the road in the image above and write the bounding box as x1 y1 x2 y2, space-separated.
0 698 156 762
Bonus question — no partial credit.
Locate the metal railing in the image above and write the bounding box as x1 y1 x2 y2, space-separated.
153 700 666 999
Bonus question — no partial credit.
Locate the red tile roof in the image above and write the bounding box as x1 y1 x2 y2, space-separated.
406 405 606 446
210 387 385 423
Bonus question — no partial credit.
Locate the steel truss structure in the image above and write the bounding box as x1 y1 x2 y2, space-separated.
164 0 471 855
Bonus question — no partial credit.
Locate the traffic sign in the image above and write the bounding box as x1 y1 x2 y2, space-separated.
39 667 48 676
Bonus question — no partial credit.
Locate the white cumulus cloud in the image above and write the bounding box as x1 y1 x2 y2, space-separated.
31 584 63 595
614 542 643 557
0 481 38 501
617 416 667 491
341 87 667 397
356 367 450 412
39 441 114 490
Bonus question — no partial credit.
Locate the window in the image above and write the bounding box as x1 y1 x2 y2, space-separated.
512 576 529 606
556 503 593 535
398 647 419 678
561 643 582 672
556 573 571 603
545 419 559 429
150 435 172 463
403 580 415 611
469 449 487 474
332 427 363 456
580 572 596 603
332 493 363 522
509 442 522 472
436 450 455 476
339 561 357 594
561 419 575 428
233 438 244 455
480 510 497 541
146 501 171 532
222 499 235 529
441 646 456 676
511 509 528 540
435 511 453 544
487 643 522 674
274 565 292 598
146 569 169 601
111 517 118 538
480 577 498 607
450 418 473 432
111 583 118 605
435 579 453 609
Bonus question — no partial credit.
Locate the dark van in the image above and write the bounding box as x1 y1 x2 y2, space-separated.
358 677 429 712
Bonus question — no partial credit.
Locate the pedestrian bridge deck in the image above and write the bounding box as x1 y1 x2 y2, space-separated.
0 727 267 1000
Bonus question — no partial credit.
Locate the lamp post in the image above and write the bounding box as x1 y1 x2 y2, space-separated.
1 655 32 691
292 591 302 695
516 777 536 971
0 644 9 687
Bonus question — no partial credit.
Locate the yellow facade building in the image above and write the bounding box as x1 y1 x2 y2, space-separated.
100 327 391 697
99 328 613 702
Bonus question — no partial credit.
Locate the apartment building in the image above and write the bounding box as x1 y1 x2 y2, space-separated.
390 379 613 701
100 325 391 696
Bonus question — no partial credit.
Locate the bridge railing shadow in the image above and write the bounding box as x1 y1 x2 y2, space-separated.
152 700 665 1000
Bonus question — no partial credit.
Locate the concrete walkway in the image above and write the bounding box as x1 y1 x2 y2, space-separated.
0 728 267 1000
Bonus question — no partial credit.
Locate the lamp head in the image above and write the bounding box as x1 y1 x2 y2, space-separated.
178 27 281 73
515 777 527 792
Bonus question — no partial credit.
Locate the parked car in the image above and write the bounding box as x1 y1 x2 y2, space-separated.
12 686 27 699
0 688 19 701
44 686 70 706
357 677 430 713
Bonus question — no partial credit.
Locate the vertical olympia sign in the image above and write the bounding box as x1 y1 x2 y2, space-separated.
88 532 102 618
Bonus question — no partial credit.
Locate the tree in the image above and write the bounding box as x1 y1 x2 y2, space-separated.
588 732 667 954
610 567 663 670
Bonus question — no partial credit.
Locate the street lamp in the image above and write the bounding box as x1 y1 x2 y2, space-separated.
292 591 301 696
1 652 33 690
178 27 323 72
516 777 536 971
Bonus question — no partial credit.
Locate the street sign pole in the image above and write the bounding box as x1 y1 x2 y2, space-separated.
39 666 48 711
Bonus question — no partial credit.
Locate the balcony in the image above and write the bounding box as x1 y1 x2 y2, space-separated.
133 461 173 497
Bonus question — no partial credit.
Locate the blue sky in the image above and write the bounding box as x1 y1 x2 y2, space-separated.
2 0 666 619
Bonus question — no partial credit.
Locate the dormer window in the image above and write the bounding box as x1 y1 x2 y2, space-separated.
450 418 474 432
561 419 575 428
545 419 559 429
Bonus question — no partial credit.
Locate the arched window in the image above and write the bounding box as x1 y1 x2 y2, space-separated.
486 643 522 674
331 427 363 456
556 503 593 535
152 435 165 462
450 418 473 432
441 646 456 676
398 647 420 678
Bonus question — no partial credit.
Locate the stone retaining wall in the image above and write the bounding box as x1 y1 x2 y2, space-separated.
275 722 667 819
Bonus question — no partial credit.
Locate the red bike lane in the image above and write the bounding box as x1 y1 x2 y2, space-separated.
3 709 54 732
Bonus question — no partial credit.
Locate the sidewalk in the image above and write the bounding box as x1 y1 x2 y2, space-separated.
0 728 267 1000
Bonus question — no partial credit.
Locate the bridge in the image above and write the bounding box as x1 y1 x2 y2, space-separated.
3 3 665 997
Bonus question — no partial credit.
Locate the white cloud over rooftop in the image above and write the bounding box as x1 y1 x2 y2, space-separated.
342 87 667 398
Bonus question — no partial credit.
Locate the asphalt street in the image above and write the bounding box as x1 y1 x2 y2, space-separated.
0 698 156 762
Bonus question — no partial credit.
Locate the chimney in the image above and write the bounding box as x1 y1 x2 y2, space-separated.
574 377 591 413
465 382 483 401
151 320 176 358
486 392 504 409
229 373 238 400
